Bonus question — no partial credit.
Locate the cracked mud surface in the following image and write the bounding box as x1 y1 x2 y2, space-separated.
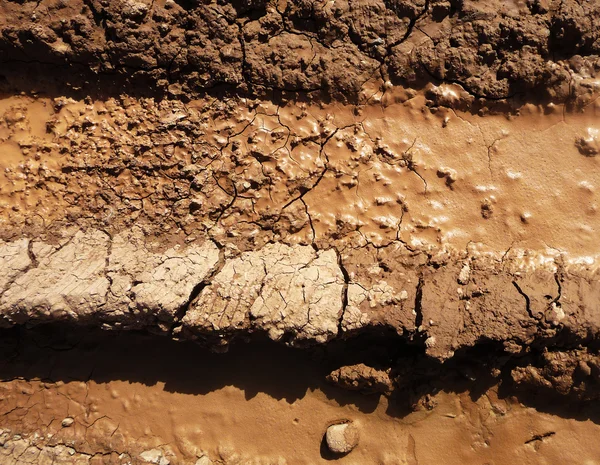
3 0 600 463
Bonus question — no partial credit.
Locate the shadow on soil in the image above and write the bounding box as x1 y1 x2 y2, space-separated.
1 323 600 429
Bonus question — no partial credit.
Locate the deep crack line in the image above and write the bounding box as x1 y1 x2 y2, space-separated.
512 281 536 320
334 248 350 336
414 276 424 331
171 240 226 331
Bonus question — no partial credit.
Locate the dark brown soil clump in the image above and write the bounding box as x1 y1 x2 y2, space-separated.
2 0 600 106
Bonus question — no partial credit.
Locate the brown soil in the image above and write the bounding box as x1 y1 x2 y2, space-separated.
2 1 600 464
2 327 600 465
2 0 600 106
2 93 600 253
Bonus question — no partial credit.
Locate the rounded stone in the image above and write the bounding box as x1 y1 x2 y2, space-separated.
325 422 359 454
61 418 74 428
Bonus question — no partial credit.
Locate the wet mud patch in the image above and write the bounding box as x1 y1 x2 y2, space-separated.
1 325 600 463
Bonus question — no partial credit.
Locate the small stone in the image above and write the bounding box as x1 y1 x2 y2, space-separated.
576 128 600 156
481 198 493 219
122 0 149 19
61 418 74 427
325 422 359 454
195 456 212 465
457 262 470 285
140 449 170 465
545 303 565 326
520 212 532 223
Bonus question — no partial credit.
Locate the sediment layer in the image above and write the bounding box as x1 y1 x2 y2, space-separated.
1 0 600 106
2 328 599 464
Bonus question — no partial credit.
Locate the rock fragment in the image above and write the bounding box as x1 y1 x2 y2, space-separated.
107 228 220 324
0 228 220 329
0 230 110 325
140 449 170 465
576 128 600 156
0 239 31 293
183 243 344 345
327 364 393 394
457 262 471 285
325 422 360 455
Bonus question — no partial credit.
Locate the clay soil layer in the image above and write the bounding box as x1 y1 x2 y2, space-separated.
2 0 600 464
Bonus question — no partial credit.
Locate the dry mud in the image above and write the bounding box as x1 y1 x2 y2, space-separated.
3 0 600 463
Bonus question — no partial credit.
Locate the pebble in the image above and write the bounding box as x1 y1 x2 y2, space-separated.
61 418 74 427
140 449 170 465
195 456 212 465
325 422 359 454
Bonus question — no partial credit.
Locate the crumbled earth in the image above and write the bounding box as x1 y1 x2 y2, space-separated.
2 0 600 463
326 364 393 394
2 0 600 106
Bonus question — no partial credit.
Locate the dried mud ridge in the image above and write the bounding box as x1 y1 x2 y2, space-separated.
3 226 600 404
2 0 600 106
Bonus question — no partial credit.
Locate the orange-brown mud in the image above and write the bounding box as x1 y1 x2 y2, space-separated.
2 93 600 255
2 327 600 465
